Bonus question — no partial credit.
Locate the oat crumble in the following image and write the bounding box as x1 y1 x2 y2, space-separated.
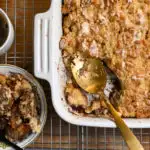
0 74 40 141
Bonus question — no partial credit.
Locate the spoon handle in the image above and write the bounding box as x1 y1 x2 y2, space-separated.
105 99 144 150
0 138 23 150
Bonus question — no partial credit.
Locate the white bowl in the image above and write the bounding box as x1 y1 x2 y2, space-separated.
0 9 14 55
0 64 47 149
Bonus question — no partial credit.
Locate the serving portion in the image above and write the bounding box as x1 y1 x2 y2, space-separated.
60 0 150 118
0 65 47 148
0 73 40 142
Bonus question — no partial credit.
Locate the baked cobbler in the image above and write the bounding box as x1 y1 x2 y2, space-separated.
0 74 40 142
60 0 150 118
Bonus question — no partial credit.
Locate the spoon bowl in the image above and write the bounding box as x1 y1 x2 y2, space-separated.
71 54 107 93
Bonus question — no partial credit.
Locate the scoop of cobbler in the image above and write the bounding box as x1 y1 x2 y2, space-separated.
61 0 150 118
0 73 40 141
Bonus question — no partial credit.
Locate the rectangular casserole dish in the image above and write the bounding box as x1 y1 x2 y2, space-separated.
34 0 150 128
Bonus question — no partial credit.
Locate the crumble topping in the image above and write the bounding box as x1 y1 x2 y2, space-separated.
61 0 150 118
0 73 40 141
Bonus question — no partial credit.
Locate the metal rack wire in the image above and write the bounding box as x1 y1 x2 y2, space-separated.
0 0 150 149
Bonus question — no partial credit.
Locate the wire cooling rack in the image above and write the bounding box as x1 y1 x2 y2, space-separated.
0 0 150 149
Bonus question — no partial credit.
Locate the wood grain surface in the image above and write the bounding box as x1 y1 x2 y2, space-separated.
0 0 150 149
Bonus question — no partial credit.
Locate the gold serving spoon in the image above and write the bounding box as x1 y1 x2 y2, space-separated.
71 53 144 150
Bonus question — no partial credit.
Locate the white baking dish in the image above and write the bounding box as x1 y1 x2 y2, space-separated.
34 0 150 128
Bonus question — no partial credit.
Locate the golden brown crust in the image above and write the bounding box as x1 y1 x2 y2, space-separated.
0 73 40 141
0 74 7 85
61 0 150 118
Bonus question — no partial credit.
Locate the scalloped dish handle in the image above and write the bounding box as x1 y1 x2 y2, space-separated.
34 1 54 81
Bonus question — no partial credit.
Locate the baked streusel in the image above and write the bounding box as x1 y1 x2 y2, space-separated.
0 74 40 141
60 0 150 118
